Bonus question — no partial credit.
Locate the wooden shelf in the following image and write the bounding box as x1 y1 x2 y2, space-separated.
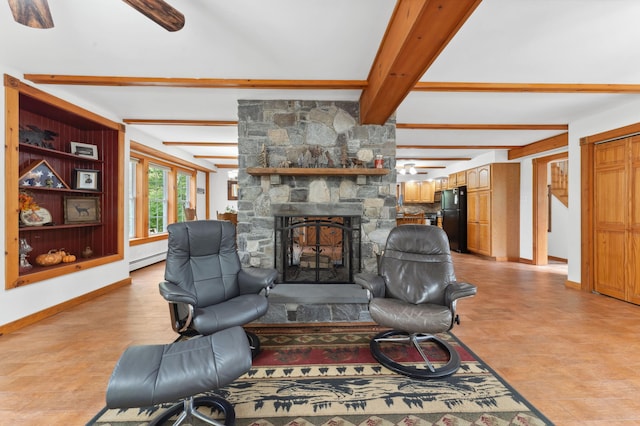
19 143 104 163
19 223 102 232
246 167 390 176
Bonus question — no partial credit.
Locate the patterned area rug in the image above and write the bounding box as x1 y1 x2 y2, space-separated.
88 325 553 425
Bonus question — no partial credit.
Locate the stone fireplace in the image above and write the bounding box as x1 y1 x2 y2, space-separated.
236 100 396 281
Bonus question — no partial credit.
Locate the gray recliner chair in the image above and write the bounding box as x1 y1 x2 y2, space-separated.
355 225 477 379
106 326 251 425
159 220 278 355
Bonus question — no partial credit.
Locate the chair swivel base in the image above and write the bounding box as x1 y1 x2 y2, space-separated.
149 395 235 426
370 330 460 379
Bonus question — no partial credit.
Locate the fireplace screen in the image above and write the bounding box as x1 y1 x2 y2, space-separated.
274 215 361 284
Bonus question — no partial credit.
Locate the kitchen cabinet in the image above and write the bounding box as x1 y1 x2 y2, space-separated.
402 181 435 203
466 163 520 261
467 164 490 191
4 74 124 289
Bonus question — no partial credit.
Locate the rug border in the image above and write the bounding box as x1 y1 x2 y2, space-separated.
449 332 555 426
86 327 555 426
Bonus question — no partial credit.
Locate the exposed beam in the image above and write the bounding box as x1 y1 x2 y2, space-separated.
508 132 568 160
163 142 237 147
397 123 568 130
359 0 482 124
122 0 185 32
397 144 520 150
8 0 53 29
130 140 213 172
194 155 237 160
397 166 446 169
23 75 367 89
396 157 471 161
413 81 640 93
124 119 237 126
215 164 239 169
24 73 640 95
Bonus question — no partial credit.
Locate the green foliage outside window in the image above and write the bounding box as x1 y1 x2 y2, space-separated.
148 166 167 233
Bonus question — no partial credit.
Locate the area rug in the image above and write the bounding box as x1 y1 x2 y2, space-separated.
88 324 553 425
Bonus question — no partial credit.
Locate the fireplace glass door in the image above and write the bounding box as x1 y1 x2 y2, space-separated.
274 215 361 283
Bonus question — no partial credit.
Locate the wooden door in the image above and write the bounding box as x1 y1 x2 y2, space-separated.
629 137 640 304
593 139 628 300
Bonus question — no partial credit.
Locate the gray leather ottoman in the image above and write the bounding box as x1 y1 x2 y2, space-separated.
106 326 251 425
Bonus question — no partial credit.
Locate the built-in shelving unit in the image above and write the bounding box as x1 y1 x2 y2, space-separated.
4 74 124 289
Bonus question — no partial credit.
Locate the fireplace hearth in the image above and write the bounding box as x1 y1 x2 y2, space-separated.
274 215 361 284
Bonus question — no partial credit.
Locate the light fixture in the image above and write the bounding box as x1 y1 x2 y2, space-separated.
399 163 417 175
227 169 238 180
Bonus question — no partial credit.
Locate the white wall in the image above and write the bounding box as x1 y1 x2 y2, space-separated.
548 196 569 259
210 169 237 216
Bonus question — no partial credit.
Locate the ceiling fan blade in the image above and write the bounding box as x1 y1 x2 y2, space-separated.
8 0 54 29
121 0 185 32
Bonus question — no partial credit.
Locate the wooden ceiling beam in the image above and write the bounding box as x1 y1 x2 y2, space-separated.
396 157 471 161
194 155 237 160
359 0 482 125
508 132 568 160
215 164 239 169
24 74 640 94
413 81 640 93
397 123 568 130
122 0 185 32
124 119 237 126
163 141 237 147
24 75 366 89
397 144 520 150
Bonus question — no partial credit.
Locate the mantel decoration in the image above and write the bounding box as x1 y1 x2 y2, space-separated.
19 159 69 189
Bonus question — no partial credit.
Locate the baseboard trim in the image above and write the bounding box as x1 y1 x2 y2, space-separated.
519 258 534 264
565 279 581 290
548 255 568 263
0 278 131 336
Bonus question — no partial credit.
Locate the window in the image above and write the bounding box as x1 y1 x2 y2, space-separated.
128 159 138 239
176 172 192 222
129 141 203 243
148 164 169 234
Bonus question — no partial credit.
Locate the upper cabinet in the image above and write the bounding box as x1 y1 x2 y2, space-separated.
402 180 435 203
4 75 124 289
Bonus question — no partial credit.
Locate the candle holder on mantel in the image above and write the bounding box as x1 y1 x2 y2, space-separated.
19 238 33 271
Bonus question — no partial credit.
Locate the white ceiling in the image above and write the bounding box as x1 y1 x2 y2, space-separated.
3 0 640 175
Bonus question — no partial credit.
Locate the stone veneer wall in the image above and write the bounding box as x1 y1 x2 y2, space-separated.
236 100 396 275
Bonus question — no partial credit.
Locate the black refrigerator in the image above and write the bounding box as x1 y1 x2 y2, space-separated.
441 186 467 253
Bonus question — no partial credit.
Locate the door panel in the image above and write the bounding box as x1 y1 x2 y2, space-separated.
594 230 626 299
593 139 629 301
478 190 491 223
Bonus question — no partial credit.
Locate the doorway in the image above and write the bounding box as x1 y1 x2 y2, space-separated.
532 152 568 265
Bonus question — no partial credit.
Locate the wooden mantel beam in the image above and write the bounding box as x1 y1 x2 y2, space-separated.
359 0 482 125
